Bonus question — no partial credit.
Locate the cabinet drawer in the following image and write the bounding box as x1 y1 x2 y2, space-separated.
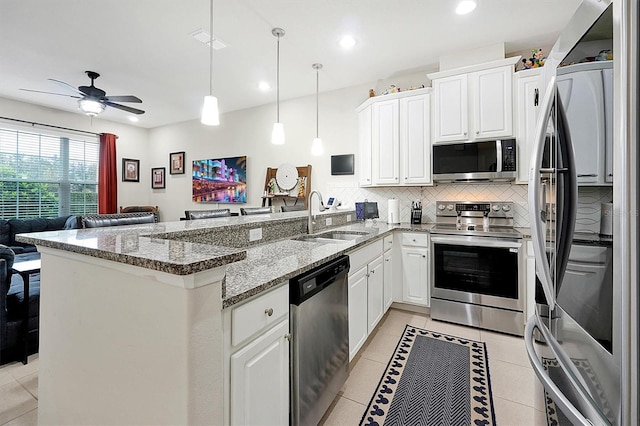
383 234 394 252
348 239 384 272
402 232 429 247
231 284 289 347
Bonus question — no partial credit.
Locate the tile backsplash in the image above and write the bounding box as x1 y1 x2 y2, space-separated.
326 180 613 231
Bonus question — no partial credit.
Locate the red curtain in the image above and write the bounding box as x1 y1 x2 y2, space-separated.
98 133 118 214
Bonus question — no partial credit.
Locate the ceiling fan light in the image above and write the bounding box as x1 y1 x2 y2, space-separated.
201 95 220 126
311 137 324 156
78 99 105 117
271 122 285 145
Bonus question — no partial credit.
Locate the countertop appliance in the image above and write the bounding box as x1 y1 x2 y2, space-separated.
430 201 525 336
432 139 517 183
289 255 350 426
525 1 625 424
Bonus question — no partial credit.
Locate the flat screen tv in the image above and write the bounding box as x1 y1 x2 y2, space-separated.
331 154 354 175
192 156 247 203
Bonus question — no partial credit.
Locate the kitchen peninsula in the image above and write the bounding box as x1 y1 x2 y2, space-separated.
16 210 423 425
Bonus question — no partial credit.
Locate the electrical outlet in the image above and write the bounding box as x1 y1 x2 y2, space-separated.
249 228 262 242
325 217 332 226
347 214 352 222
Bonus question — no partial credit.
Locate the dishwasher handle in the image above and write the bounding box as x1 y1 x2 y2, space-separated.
290 255 350 305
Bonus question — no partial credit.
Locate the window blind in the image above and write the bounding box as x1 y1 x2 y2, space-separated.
0 126 99 219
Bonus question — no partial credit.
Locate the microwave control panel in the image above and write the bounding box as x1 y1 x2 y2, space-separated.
501 139 517 172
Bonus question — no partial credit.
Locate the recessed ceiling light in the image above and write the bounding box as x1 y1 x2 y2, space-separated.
258 81 271 91
339 35 356 49
456 0 477 15
128 116 139 122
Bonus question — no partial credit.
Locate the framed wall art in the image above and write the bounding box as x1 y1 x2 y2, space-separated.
122 158 140 182
170 151 185 175
192 156 247 203
152 167 166 189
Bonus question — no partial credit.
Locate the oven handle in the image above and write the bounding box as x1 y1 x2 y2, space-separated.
430 235 522 250
525 314 610 426
528 76 557 311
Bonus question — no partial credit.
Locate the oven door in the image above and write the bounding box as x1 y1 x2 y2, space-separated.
430 235 524 311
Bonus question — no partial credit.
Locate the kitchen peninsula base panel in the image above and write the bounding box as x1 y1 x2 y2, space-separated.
36 247 227 425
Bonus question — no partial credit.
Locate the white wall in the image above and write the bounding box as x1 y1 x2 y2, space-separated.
0 97 150 209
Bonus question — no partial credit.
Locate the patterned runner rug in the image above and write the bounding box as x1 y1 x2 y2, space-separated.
360 325 496 426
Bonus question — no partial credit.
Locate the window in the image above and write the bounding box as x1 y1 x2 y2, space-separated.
0 125 99 219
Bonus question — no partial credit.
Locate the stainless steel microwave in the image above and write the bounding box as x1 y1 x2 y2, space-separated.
432 139 517 183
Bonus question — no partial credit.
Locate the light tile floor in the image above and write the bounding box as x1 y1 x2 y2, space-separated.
321 308 549 426
0 308 547 426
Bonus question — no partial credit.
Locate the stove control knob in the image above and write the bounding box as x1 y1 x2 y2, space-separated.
447 204 454 211
437 204 446 211
492 204 501 212
502 204 511 212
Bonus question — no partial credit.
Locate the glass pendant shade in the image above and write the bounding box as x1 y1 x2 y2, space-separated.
201 95 220 126
78 99 105 117
271 122 285 145
311 137 324 156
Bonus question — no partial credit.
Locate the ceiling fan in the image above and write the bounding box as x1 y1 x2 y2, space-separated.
21 71 145 117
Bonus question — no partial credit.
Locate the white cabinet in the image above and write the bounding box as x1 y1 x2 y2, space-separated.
383 248 393 311
400 94 431 184
348 265 368 361
372 99 400 184
356 88 432 187
515 68 543 184
400 233 430 307
367 256 385 334
430 59 518 144
556 61 613 186
228 285 289 426
358 106 373 186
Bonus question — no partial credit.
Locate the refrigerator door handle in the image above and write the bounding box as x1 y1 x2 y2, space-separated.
528 77 557 310
525 314 610 426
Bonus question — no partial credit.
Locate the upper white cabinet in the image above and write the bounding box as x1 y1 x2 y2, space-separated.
356 88 432 187
515 68 543 184
429 58 519 144
556 61 613 186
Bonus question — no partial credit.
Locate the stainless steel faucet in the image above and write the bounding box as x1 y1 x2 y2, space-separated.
308 190 329 234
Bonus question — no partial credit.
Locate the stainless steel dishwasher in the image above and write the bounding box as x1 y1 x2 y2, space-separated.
290 255 350 426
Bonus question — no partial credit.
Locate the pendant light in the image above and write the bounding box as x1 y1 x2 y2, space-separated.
201 0 220 126
271 28 285 145
311 63 324 156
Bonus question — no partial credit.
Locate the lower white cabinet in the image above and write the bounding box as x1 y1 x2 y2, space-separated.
367 256 385 334
383 249 393 311
401 233 430 307
227 284 290 425
348 265 369 361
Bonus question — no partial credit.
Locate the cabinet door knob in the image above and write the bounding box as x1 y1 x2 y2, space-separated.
464 132 467 136
422 255 426 258
371 270 375 274
476 131 480 135
284 333 292 341
265 308 274 316
385 258 389 262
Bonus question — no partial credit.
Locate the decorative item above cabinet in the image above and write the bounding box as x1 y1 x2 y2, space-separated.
428 57 520 144
356 87 432 187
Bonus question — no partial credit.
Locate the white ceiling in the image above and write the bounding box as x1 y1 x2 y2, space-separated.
0 0 581 129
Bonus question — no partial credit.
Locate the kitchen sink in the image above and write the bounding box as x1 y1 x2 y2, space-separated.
293 230 369 243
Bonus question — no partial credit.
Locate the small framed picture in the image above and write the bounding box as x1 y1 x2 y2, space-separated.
170 151 186 175
122 158 140 182
152 167 166 189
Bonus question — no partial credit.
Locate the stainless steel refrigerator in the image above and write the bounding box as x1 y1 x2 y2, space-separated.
526 0 639 424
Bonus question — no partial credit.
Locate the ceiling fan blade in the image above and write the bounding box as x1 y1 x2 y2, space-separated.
104 95 142 103
19 88 81 98
104 101 145 115
48 79 85 96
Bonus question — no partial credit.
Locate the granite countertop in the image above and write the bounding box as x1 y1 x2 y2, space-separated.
16 212 433 307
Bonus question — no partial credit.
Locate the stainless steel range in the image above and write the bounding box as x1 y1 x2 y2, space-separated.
430 201 525 336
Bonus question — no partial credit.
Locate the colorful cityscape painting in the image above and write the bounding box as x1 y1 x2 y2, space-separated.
192 156 247 203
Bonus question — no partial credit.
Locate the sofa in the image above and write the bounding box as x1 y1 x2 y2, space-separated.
0 212 158 365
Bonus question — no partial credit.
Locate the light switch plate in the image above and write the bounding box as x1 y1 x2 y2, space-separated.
249 228 262 241
347 214 352 222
